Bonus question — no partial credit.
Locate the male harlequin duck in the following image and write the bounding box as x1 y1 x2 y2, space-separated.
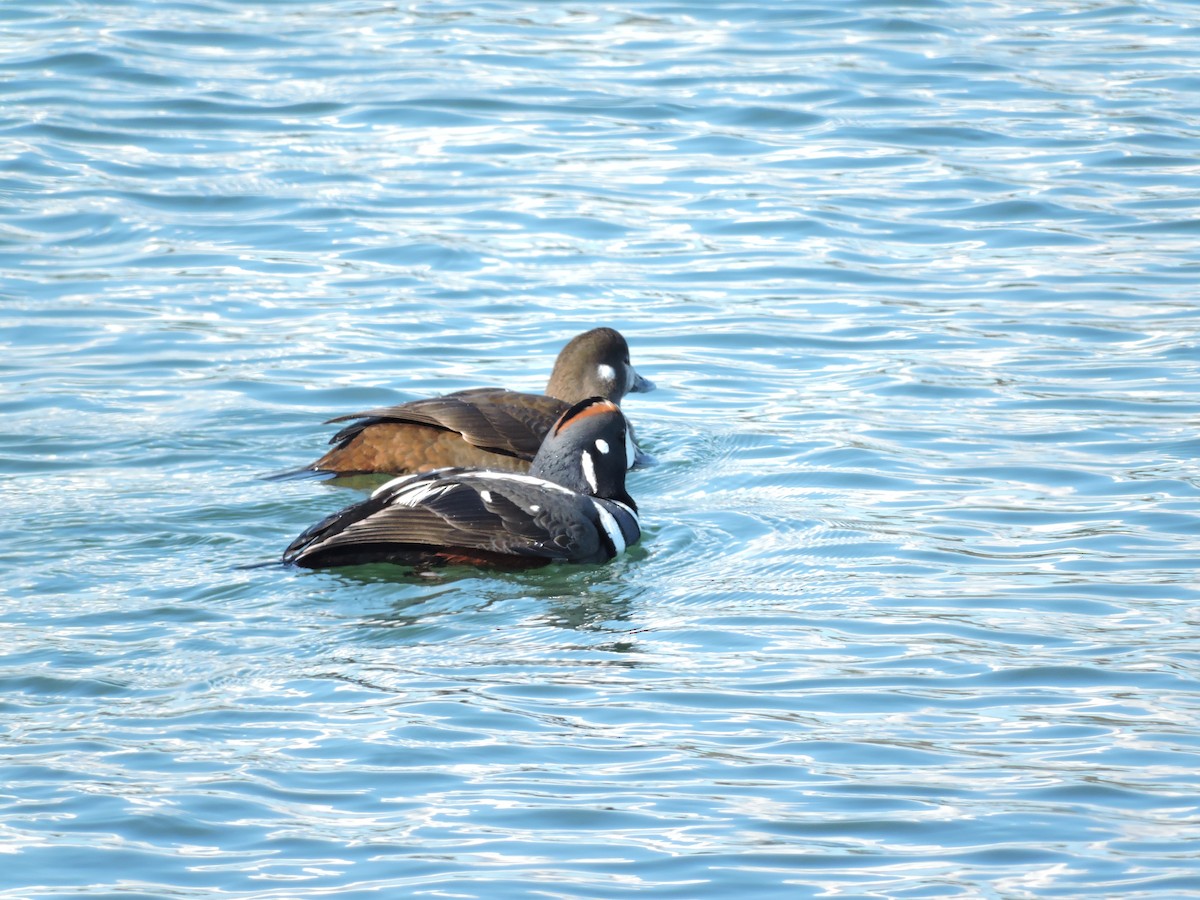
290 327 654 477
282 397 641 570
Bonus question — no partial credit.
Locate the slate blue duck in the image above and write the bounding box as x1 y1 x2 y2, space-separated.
283 397 641 570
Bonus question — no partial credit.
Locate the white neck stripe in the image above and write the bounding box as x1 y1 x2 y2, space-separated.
581 450 598 493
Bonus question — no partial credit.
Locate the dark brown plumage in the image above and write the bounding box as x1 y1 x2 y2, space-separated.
288 327 654 477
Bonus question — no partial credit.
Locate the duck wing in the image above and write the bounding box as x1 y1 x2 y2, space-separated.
326 388 567 461
282 471 602 569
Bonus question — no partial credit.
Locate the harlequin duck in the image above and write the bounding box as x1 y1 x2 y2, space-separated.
282 397 641 570
288 327 654 477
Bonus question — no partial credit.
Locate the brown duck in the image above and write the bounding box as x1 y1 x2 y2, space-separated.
285 327 654 478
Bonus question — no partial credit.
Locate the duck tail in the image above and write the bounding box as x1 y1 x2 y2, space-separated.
259 464 336 482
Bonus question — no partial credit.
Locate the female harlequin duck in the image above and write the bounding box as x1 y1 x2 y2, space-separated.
291 327 654 477
282 397 641 570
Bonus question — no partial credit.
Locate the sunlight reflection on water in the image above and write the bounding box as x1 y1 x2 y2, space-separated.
3 0 1200 897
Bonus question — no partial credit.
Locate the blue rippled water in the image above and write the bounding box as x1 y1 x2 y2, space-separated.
4 1 1200 897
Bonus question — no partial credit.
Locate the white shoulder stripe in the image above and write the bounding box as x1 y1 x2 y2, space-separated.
459 471 576 495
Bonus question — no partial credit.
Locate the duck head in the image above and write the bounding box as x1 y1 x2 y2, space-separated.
545 327 656 404
529 397 637 510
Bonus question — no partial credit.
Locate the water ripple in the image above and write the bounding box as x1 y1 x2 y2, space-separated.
4 0 1200 897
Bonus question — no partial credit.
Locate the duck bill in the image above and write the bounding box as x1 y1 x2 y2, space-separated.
629 369 656 394
631 445 656 469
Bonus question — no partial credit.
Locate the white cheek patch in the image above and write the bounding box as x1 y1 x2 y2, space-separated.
581 450 598 492
480 490 493 504
592 500 627 555
595 438 609 455
597 363 616 384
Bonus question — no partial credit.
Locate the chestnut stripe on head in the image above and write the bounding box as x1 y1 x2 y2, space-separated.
553 397 621 435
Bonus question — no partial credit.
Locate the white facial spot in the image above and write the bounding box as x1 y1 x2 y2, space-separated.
480 490 493 503
592 500 627 555
528 504 541 514
597 363 616 384
581 450 598 492
595 438 609 455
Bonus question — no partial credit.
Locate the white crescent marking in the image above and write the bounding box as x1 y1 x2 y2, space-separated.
592 500 626 555
581 450 598 492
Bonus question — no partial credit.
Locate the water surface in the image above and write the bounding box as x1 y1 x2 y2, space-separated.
3 1 1200 897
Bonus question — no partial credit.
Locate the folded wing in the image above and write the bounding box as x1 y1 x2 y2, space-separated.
283 470 603 568
326 389 567 461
